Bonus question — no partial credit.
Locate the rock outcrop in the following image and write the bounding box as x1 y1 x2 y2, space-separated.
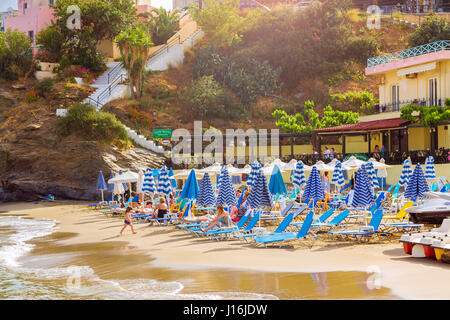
0 85 166 202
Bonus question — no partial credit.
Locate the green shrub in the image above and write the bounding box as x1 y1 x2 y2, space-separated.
57 103 131 149
33 79 55 98
179 75 246 119
193 46 281 106
0 29 33 80
409 13 450 47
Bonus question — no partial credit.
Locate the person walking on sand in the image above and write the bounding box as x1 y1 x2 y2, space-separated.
120 207 137 236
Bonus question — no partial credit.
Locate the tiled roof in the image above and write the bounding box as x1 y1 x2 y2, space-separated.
314 118 410 133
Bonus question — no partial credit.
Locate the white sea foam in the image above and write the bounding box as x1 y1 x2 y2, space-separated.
0 216 56 268
0 216 279 300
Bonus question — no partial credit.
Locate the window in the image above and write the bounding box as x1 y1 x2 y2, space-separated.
391 85 400 111
24 3 28 10
428 78 437 106
28 31 34 44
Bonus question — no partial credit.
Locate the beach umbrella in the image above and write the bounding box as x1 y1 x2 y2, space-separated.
108 170 139 184
398 159 412 187
180 169 199 200
365 161 379 189
268 164 287 195
292 160 307 188
247 161 262 187
157 166 172 196
107 173 115 193
331 160 345 192
96 171 107 202
311 160 334 172
351 165 374 209
424 156 437 180
142 168 156 195
113 180 125 198
168 168 178 189
197 172 216 207
342 156 366 170
303 166 325 204
216 167 237 207
405 164 429 201
136 169 144 193
247 170 273 209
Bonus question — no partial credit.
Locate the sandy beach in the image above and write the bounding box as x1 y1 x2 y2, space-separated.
1 200 449 300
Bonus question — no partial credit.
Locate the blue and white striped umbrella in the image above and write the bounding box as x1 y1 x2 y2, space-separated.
303 166 325 203
424 156 437 179
247 161 262 187
331 160 345 188
399 159 412 187
142 168 156 195
157 166 172 196
197 172 216 207
405 164 429 201
352 165 374 208
247 170 273 209
365 161 379 189
216 167 237 207
292 160 306 188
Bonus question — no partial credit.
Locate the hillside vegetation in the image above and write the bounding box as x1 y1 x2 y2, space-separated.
104 3 415 134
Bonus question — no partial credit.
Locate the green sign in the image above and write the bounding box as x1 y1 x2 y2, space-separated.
153 129 172 139
343 153 369 161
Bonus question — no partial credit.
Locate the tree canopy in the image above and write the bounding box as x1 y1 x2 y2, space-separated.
272 101 359 133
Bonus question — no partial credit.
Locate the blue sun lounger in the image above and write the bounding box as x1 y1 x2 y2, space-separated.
148 201 193 225
290 208 335 229
253 210 315 247
328 210 392 242
188 210 253 235
234 212 295 242
201 212 261 241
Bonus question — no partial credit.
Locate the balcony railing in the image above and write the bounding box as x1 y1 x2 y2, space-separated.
367 40 450 67
375 98 448 113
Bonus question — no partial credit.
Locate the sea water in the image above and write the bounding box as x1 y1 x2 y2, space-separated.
0 215 395 300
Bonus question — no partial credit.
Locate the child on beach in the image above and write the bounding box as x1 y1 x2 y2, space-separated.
120 207 137 236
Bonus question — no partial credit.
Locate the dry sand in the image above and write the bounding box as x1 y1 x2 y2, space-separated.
1 200 449 299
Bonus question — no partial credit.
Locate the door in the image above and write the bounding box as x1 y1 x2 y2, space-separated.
428 78 437 106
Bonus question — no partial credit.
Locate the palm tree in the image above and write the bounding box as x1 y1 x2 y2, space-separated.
139 8 183 46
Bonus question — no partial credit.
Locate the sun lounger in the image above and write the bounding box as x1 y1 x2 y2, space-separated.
234 212 295 242
253 211 316 247
148 201 193 225
382 201 414 222
189 210 253 236
328 210 392 243
290 208 335 229
200 211 261 241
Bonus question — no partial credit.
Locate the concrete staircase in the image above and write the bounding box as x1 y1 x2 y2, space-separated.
83 61 128 111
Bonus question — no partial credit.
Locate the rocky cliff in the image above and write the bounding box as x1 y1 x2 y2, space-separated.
0 81 165 202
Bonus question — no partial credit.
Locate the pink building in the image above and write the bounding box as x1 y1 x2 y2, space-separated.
4 0 55 45
4 1 154 46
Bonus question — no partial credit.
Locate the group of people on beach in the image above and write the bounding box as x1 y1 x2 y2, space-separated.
119 189 253 236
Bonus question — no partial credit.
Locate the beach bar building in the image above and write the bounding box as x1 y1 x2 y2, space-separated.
307 40 450 163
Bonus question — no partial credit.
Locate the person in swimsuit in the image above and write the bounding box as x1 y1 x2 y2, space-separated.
149 197 168 226
199 206 231 233
120 207 137 236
